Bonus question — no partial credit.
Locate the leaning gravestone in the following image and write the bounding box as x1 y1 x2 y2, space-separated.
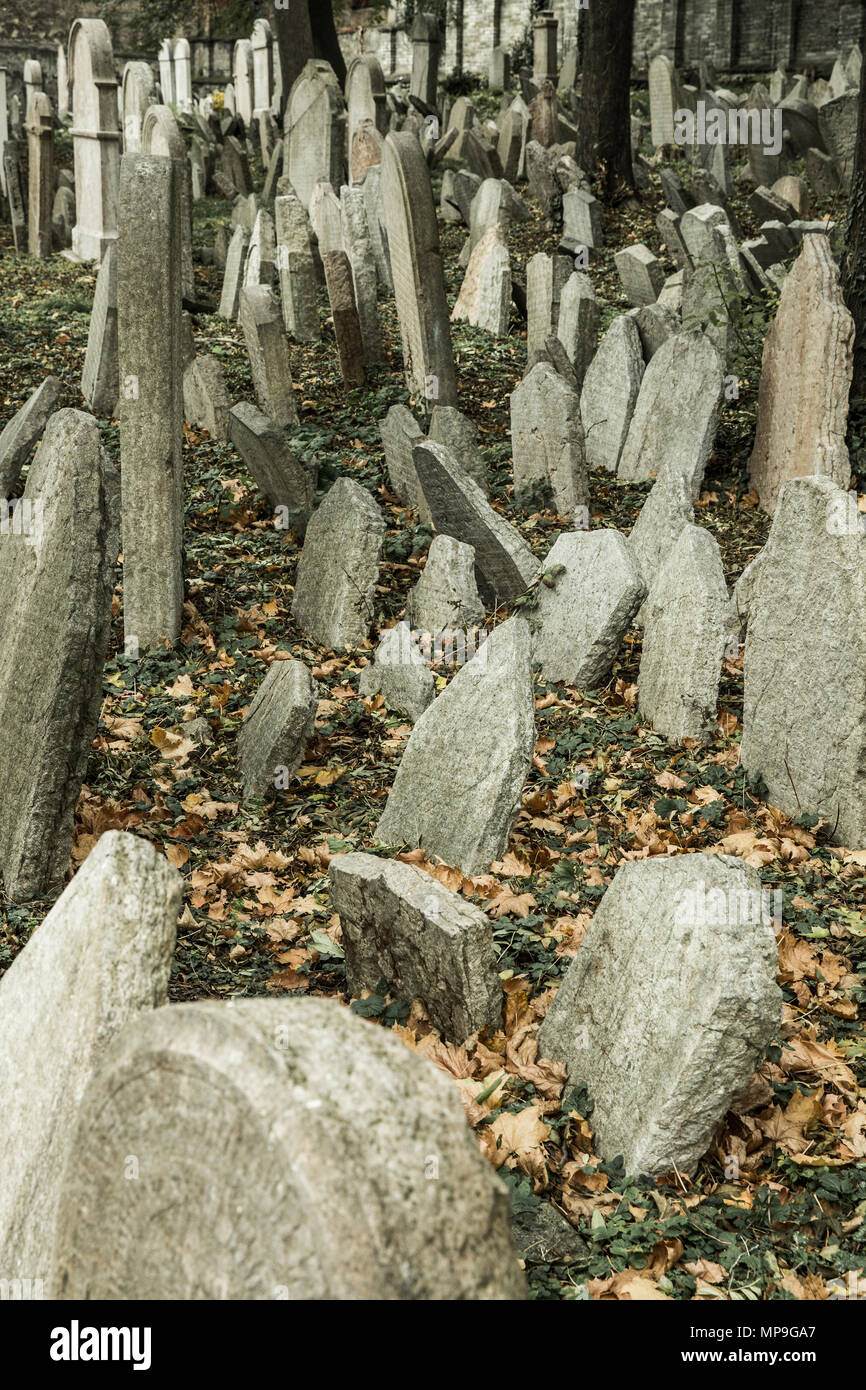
555 271 600 391
330 853 502 1041
183 356 232 441
274 194 321 342
406 534 485 633
291 478 384 650
428 405 487 492
451 225 512 337
628 471 694 625
740 476 866 848
322 249 367 388
410 12 442 107
379 403 428 518
117 153 183 654
340 187 384 364
0 410 115 901
239 285 299 428
580 315 644 474
346 54 388 177
510 362 588 518
68 18 121 260
618 330 725 496
538 855 782 1177
229 401 314 531
382 132 458 407
615 243 666 306
27 90 54 258
530 530 646 687
357 622 435 723
375 617 535 875
238 658 318 800
81 244 118 417
638 524 729 741
526 251 572 365
649 53 678 147
218 224 250 321
0 832 181 1289
51 997 525 1300
284 60 346 211
748 235 853 514
0 375 62 496
414 441 539 606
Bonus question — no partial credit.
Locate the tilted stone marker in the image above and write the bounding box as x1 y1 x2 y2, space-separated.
429 405 487 493
229 401 314 532
0 410 116 901
638 524 729 741
749 235 853 514
218 224 250 320
26 90 54 258
618 330 725 497
330 852 502 1041
0 832 181 1288
526 251 572 366
81 244 118 418
291 477 384 650
141 104 195 300
580 314 644 474
379 403 429 518
51 997 525 1299
740 476 866 847
628 471 694 625
451 225 511 336
274 193 320 343
117 153 183 653
346 54 388 176
615 243 666 306
243 207 277 289
0 375 62 497
358 621 435 723
376 617 535 875
511 362 588 518
406 534 485 633
410 12 442 108
340 186 384 364
239 285 299 428
322 249 366 388
382 132 458 407
183 355 232 441
556 271 600 392
529 530 646 687
238 658 318 800
414 441 538 606
538 855 782 1177
284 60 346 211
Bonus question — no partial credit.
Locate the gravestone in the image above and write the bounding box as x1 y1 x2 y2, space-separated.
0 832 180 1288
351 117 385 185
532 11 558 84
26 91 54 258
357 622 435 723
618 331 725 496
238 285 299 428
615 243 666 306
230 401 314 531
561 188 603 253
649 54 678 147
414 442 539 606
275 194 320 342
749 236 853 513
346 54 388 181
3 140 26 253
818 91 859 186
323 249 366 388
489 47 511 92
243 207 276 289
406 534 485 633
556 271 599 391
511 362 587 517
339 187 383 363
529 530 646 686
250 18 274 115
628 471 694 624
0 376 62 497
238 658 318 800
740 476 866 847
121 61 155 152
157 38 174 106
538 855 782 1177
232 38 253 124
0 410 116 900
173 38 192 112
57 44 69 119
428 405 487 492
580 315 645 474
330 853 501 1041
452 226 512 336
291 478 384 650
410 13 442 108
52 997 525 1300
638 524 729 740
308 180 343 257
382 132 457 408
22 58 42 124
375 618 535 875
0 67 8 198
68 19 121 261
117 153 183 654
284 60 346 211
183 356 232 440
222 133 252 195
81 244 118 417
380 404 428 517
526 251 572 366
218 224 250 320
141 104 195 300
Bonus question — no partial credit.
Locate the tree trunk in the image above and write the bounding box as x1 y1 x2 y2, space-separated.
272 1 315 115
309 0 347 87
576 0 636 199
842 6 866 397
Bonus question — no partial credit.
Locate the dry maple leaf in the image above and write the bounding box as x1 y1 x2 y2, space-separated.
479 1104 550 1187
486 890 537 919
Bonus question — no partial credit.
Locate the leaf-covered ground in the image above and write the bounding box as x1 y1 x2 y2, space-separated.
1 93 864 1302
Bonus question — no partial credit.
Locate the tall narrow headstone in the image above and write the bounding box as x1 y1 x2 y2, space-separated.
173 38 192 113
141 104 194 300
81 243 118 415
649 54 678 147
532 10 558 84
275 193 320 341
26 90 54 258
382 131 457 407
57 45 69 120
157 39 174 106
346 54 388 183
284 60 346 211
117 153 183 654
22 59 43 124
0 68 8 197
3 139 26 253
238 285 299 428
233 39 254 124
68 18 121 261
251 18 275 116
121 61 156 152
410 13 442 108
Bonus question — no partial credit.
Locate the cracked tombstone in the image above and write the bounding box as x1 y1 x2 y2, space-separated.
428 405 487 493
322 249 367 388
290 478 384 651
628 471 695 626
81 244 118 418
218 224 251 321
538 855 782 1177
274 194 320 343
238 658 318 800
375 617 535 875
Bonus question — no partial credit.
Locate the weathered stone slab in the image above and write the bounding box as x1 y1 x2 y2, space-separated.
330 852 501 1040
274 193 320 342
628 470 694 625
322 249 366 388
218 223 250 320
741 476 866 847
748 235 853 514
638 524 729 740
406 534 485 632
183 355 231 440
0 376 62 497
243 207 276 288
375 617 535 874
238 284 299 428
81 244 118 418
818 91 859 186
529 530 645 686
618 330 725 496
556 271 599 391
526 251 572 366
358 621 435 722
238 657 318 800
52 996 525 1299
291 477 384 650
615 243 666 306
649 54 678 147
229 401 314 530
340 186 383 364
579 315 644 474
379 403 428 519
414 441 539 606
538 855 782 1177
0 831 180 1288
452 225 511 336
511 362 588 518
428 405 487 493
